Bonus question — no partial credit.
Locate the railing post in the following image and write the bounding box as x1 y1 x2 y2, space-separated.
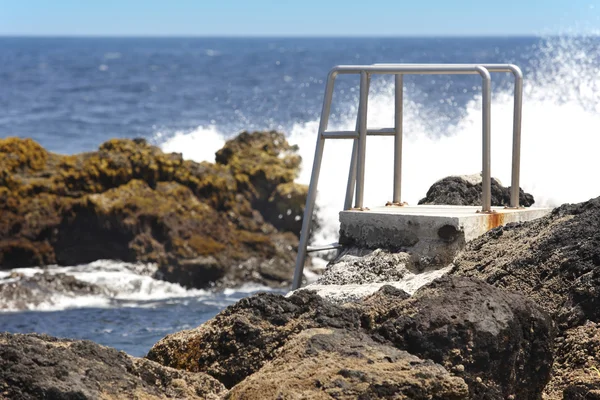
354 71 369 209
477 66 492 212
510 67 523 208
292 71 337 290
393 74 403 203
344 140 358 210
345 76 371 210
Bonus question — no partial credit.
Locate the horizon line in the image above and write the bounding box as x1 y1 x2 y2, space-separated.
0 33 582 39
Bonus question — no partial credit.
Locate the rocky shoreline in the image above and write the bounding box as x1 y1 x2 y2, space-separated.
2 132 599 399
0 132 311 295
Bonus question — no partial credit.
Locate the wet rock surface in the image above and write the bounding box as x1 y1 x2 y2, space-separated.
228 328 470 400
0 271 108 311
314 248 412 286
299 247 451 303
418 174 535 207
0 332 226 400
0 131 308 289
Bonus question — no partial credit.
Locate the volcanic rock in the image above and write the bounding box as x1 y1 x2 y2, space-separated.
227 328 469 399
418 174 535 207
0 333 226 400
371 276 554 399
0 131 309 289
148 277 554 399
146 290 361 388
452 196 600 328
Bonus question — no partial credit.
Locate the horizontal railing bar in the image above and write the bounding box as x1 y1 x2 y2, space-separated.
367 128 396 136
321 131 358 139
331 65 489 76
372 63 520 75
307 242 342 253
322 128 396 139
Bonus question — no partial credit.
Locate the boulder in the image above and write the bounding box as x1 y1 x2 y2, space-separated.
0 132 309 289
149 278 554 399
418 175 535 207
146 290 360 388
228 328 469 399
452 196 600 328
0 333 226 400
372 276 554 399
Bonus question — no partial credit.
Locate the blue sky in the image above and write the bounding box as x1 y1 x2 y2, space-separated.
1 0 598 36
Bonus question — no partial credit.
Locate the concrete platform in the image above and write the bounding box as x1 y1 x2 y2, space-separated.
339 205 551 264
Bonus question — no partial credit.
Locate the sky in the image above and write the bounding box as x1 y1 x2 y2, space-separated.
0 0 599 37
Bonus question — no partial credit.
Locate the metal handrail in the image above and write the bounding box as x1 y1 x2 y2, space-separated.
372 63 523 207
291 63 523 290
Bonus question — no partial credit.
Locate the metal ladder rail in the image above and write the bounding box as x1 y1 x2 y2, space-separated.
362 63 523 209
292 64 494 290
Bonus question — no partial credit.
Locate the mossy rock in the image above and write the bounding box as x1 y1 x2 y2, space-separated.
0 137 48 173
0 132 306 288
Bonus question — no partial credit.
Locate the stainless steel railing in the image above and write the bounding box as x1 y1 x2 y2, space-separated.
291 63 524 290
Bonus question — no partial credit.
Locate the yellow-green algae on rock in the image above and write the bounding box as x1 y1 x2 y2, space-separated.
0 131 308 289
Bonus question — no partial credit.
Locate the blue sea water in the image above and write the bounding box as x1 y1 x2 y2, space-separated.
1 36 599 356
1 36 542 153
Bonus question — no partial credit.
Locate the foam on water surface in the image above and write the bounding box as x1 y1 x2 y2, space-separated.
0 260 276 312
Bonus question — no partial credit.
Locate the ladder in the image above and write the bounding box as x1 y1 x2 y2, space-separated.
292 63 524 290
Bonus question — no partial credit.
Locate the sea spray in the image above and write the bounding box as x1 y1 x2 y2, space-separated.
158 35 600 245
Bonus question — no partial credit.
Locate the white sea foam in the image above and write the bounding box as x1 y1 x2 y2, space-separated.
0 260 210 312
156 125 226 163
0 259 278 312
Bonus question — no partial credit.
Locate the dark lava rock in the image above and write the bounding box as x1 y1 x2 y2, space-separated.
228 328 469 399
371 276 554 399
418 175 535 207
0 132 308 289
149 278 553 399
146 290 361 388
0 271 107 311
0 332 226 400
452 196 600 328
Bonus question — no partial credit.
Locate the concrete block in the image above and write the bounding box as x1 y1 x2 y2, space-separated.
339 205 551 264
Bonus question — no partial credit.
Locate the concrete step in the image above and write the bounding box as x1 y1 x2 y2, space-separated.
339 205 551 265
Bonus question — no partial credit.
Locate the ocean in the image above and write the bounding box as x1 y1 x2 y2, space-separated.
1 36 599 356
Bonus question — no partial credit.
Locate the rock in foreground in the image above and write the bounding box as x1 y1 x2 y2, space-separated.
147 290 360 388
544 323 600 399
0 333 225 400
419 174 535 207
452 196 600 328
148 277 554 399
0 131 308 289
374 276 554 399
228 328 469 400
